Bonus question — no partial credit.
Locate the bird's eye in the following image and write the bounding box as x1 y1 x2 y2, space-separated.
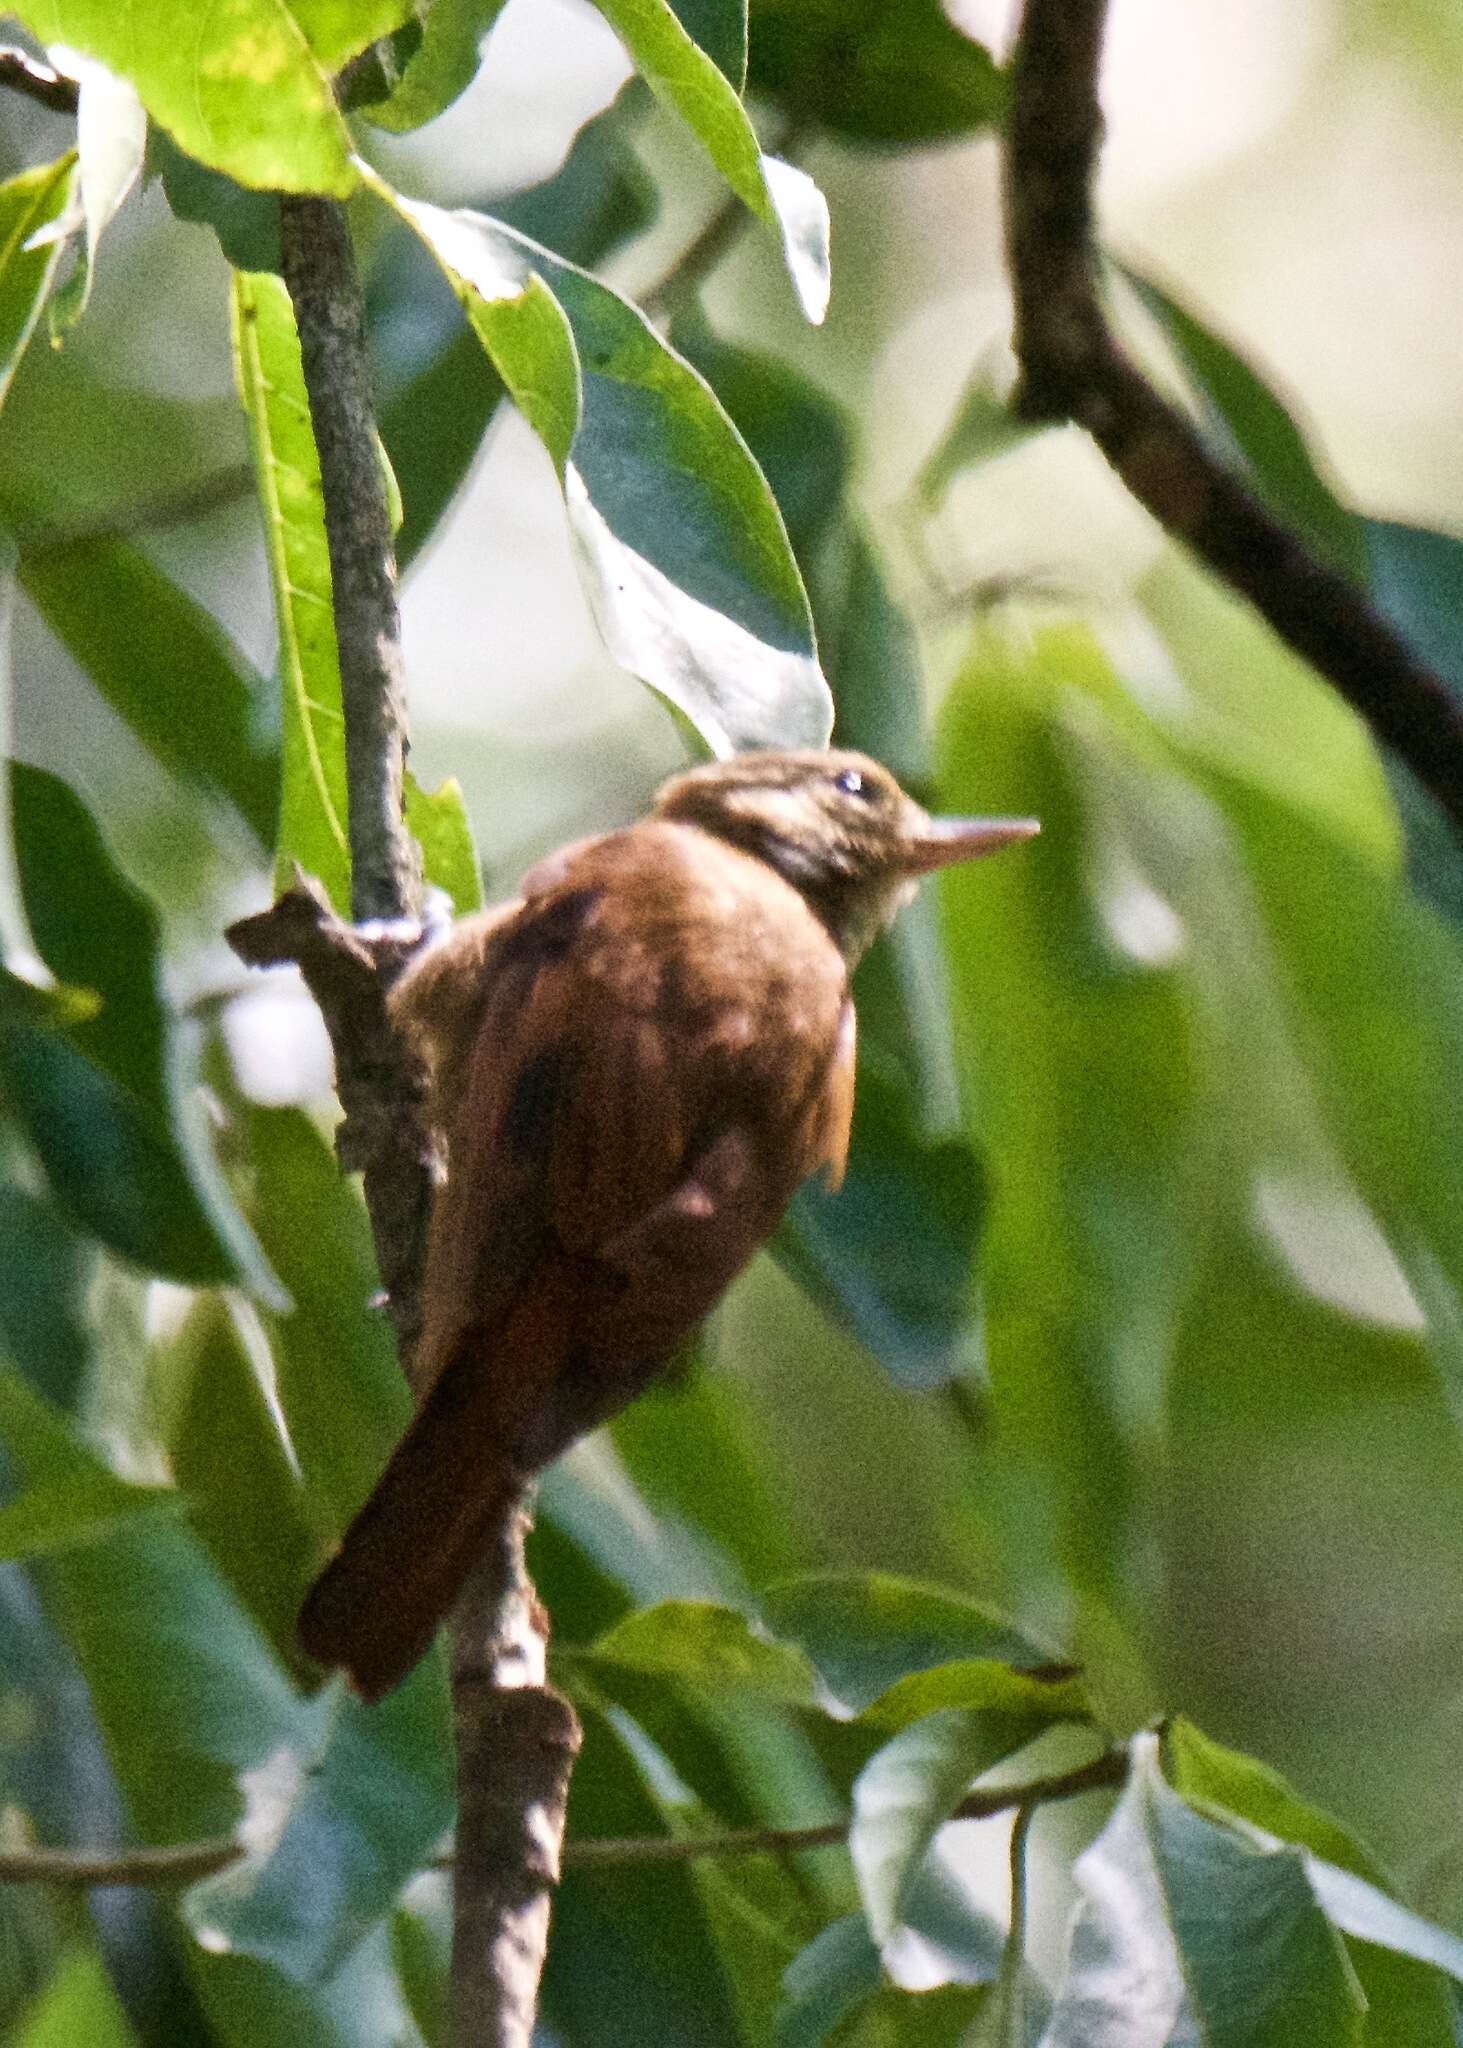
833 767 872 800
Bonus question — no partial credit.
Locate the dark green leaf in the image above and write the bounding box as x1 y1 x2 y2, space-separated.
575 1598 820 1704
0 1183 93 1409
589 0 829 319
779 1060 985 1388
186 1657 453 1983
775 1914 882 2048
3 766 275 1288
357 0 509 132
747 0 1006 145
814 524 928 788
151 129 281 272
760 1573 1051 1713
372 171 832 753
668 0 746 87
374 85 659 569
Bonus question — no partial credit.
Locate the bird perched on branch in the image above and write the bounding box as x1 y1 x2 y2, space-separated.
298 749 1037 1698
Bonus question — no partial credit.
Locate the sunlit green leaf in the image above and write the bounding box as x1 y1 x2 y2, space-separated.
575 1599 821 1704
4 0 415 196
11 1945 138 2048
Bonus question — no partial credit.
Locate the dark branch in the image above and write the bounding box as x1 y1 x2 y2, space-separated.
0 46 79 114
1004 0 1463 839
276 197 420 924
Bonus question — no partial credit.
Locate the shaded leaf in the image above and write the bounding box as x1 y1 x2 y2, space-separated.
747 0 1006 145
151 129 281 272
3 765 275 1288
371 172 832 754
761 1573 1051 1714
576 1598 820 1704
774 1914 882 2048
0 156 78 408
358 0 510 133
186 1658 453 1984
857 1659 1089 1736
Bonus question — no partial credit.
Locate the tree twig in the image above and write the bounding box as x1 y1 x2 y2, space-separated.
1003 0 1463 838
0 45 79 115
276 196 419 926
0 1746 1128 1887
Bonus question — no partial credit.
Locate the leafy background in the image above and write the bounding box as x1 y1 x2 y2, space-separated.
2 0 1463 2042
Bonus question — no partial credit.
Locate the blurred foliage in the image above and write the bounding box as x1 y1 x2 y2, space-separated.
1 2 1462 2044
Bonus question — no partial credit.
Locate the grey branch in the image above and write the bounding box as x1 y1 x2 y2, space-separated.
277 195 420 924
1004 0 1463 839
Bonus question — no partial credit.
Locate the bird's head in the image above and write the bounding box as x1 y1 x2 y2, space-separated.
654 748 1038 964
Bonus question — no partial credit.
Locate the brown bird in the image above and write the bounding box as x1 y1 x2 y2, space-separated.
298 749 1037 1698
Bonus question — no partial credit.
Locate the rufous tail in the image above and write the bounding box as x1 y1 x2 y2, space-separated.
296 1356 524 1701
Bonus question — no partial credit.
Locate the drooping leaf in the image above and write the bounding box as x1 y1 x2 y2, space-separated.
1041 1735 1365 2048
373 84 658 569
42 48 145 333
747 0 1006 145
0 156 78 408
2 765 276 1288
357 0 510 133
3 0 415 196
590 0 829 320
368 170 832 755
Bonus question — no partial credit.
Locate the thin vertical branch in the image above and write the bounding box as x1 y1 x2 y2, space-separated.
232 194 580 2046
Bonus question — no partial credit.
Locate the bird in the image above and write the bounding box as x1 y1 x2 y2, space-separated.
297 748 1037 1698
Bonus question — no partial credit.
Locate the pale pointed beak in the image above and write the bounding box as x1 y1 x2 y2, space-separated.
899 814 1040 874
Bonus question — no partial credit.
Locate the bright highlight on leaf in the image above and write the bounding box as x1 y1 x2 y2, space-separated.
365 169 833 756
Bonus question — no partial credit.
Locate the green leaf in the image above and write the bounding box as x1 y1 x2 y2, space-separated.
11 1946 138 2048
849 1708 1051 1952
186 1658 453 1983
18 536 279 847
774 1914 882 2048
238 1105 410 1532
747 0 1007 144
230 268 350 910
0 156 78 408
1164 1724 1463 2043
590 0 829 320
857 1659 1090 1736
0 1182 94 1409
576 1599 821 1704
912 381 1039 511
4 0 416 196
2 765 276 1289
358 0 510 132
760 1574 1051 1714
1044 1734 1365 2048
1126 266 1366 581
43 50 145 334
779 1060 985 1389
402 772 481 914
151 128 281 272
371 171 832 754
0 1473 178 1564
375 84 658 569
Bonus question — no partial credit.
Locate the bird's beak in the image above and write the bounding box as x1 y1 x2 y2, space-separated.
898 814 1040 874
